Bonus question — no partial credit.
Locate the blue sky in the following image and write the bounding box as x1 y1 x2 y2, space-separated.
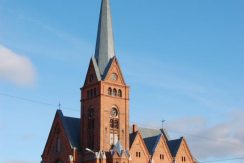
0 0 244 162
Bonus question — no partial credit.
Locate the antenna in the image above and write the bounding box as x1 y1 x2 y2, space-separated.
161 120 166 129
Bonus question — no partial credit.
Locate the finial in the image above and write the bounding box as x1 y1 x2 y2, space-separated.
58 102 61 110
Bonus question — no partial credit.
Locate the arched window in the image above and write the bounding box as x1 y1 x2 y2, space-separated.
110 107 119 145
112 88 117 96
88 108 95 149
88 109 95 129
108 87 112 95
56 135 61 152
118 89 122 97
94 88 97 96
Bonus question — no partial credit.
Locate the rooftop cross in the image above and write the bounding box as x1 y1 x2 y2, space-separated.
95 0 115 76
58 102 61 110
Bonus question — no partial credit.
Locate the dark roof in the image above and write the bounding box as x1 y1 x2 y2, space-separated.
167 137 183 157
143 135 160 155
95 0 115 76
129 132 137 148
129 126 162 154
58 110 81 149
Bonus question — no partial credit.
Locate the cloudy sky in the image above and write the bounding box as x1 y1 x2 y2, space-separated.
0 0 244 162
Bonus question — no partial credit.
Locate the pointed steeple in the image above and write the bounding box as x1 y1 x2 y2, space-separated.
95 0 115 76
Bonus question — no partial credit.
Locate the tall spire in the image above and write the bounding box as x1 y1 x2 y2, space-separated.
95 0 115 76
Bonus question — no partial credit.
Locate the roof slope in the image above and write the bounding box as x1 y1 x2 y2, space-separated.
129 132 137 148
57 110 81 149
129 126 162 138
95 0 115 76
143 135 160 155
62 116 80 149
167 137 183 157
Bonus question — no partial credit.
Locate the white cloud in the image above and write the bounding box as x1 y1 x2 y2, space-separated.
164 110 244 161
0 45 36 86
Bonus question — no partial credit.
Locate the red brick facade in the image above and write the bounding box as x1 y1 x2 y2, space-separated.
41 0 196 162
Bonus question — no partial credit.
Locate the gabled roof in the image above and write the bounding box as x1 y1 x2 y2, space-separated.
129 126 162 138
129 127 163 155
57 110 81 149
129 132 137 148
138 127 162 138
113 141 124 156
160 128 170 141
143 135 160 155
167 137 183 157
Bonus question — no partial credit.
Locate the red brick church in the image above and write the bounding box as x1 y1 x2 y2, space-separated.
41 0 197 162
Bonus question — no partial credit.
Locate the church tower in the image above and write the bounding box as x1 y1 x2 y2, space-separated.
80 0 130 157
41 1 197 163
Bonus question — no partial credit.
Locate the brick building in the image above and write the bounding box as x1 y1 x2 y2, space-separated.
41 0 197 163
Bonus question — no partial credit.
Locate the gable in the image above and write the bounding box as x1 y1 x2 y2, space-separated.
42 110 80 160
151 135 173 163
168 138 182 157
103 57 126 85
143 135 159 155
42 111 72 160
84 57 101 86
129 132 150 161
112 150 121 158
175 138 195 163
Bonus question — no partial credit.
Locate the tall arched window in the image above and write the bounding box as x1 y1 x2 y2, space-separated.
88 108 95 149
112 88 117 96
109 107 119 145
118 89 122 97
56 135 61 152
108 87 112 95
94 88 97 96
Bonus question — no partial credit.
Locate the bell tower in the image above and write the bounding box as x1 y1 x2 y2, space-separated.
80 0 130 155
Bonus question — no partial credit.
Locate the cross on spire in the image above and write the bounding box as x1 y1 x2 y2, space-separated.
58 102 61 110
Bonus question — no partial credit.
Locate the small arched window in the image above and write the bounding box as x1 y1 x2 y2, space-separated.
112 88 117 96
118 89 122 97
108 87 112 95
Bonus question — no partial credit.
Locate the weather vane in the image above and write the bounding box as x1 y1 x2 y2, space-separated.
161 120 166 129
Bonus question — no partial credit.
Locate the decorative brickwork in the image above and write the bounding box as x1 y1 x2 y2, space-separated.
41 0 196 162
